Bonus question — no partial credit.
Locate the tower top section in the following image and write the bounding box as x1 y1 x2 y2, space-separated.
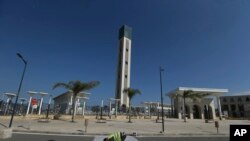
119 25 132 40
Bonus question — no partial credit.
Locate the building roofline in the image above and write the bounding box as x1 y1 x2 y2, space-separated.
167 86 229 97
220 94 250 97
53 91 91 100
53 91 71 100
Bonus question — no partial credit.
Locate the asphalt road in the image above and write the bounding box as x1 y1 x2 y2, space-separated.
138 137 229 141
4 133 229 141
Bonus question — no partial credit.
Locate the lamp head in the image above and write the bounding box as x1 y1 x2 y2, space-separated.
17 53 27 64
17 53 23 59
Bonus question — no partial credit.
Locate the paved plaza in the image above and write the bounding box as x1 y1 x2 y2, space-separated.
1 115 250 137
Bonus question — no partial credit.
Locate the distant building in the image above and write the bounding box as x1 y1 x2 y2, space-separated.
53 91 89 115
220 95 250 118
115 25 132 107
142 102 172 117
167 87 228 120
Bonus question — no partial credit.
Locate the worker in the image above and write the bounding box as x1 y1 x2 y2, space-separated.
103 132 126 141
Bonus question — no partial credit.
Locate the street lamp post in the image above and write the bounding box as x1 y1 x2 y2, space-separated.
9 53 27 128
159 67 165 133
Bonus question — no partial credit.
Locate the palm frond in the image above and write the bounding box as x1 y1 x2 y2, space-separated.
52 82 71 90
53 80 100 95
124 88 141 99
52 80 100 122
70 81 100 96
83 81 100 90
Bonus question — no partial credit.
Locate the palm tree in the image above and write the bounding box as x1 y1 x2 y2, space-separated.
123 88 141 123
176 90 210 122
53 80 100 122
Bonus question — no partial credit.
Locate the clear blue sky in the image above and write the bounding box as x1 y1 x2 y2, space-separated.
1 0 250 106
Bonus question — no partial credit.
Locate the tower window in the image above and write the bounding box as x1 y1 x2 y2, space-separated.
125 75 127 78
126 48 129 52
125 61 128 65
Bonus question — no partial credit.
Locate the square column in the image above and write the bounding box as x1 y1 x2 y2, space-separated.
38 92 48 115
26 91 37 115
216 96 222 120
78 96 89 116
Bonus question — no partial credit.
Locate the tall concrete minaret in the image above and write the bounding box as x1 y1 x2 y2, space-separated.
115 25 132 107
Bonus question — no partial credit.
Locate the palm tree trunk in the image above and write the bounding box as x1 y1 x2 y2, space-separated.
129 101 132 123
72 95 76 122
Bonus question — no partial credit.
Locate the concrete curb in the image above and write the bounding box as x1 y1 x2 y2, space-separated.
12 129 229 137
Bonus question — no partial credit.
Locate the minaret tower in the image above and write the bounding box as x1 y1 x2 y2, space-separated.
115 25 132 107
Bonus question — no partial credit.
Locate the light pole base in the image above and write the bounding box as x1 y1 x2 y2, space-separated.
160 131 165 133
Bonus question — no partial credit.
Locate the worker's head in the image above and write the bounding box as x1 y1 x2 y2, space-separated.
103 135 126 141
121 132 127 141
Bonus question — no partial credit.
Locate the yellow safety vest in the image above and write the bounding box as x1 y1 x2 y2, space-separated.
108 132 121 141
